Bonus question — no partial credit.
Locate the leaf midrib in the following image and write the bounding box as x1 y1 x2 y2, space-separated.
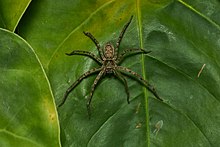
135 0 151 146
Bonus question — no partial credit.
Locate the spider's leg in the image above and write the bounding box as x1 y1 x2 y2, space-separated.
114 70 130 104
115 16 133 58
58 67 102 107
83 31 105 60
87 69 105 118
66 50 102 64
117 66 163 101
116 49 151 64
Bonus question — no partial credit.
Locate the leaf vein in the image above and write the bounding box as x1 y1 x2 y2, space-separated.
47 0 116 68
177 0 220 30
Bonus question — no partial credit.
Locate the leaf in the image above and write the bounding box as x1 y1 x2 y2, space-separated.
144 1 220 146
13 0 220 146
0 0 31 31
0 29 60 147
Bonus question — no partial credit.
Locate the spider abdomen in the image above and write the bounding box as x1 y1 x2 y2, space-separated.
104 43 115 59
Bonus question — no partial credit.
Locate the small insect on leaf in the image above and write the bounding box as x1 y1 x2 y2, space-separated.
136 122 142 129
197 64 206 78
153 120 163 135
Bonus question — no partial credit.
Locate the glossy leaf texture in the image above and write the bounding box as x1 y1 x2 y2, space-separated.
0 29 60 146
0 0 31 31
4 0 220 146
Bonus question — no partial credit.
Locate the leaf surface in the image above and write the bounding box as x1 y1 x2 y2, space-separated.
15 0 220 146
0 0 31 31
0 29 60 147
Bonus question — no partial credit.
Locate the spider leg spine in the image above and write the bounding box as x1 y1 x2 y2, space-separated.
87 69 105 118
117 66 163 101
114 70 130 104
58 67 102 107
115 15 133 58
116 48 151 64
83 31 105 60
66 50 103 64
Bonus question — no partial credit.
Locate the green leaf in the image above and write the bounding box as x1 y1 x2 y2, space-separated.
0 29 60 147
145 1 220 146
0 0 31 31
8 0 220 146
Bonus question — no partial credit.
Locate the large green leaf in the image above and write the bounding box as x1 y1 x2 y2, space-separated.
0 29 60 146
0 0 31 31
1 0 220 146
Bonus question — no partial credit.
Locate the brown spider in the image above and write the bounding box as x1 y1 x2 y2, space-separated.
58 16 163 117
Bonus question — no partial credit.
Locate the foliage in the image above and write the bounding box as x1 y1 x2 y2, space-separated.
0 0 220 146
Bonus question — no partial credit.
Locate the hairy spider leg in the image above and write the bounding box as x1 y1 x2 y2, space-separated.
115 15 133 58
116 49 151 64
114 71 130 104
66 50 102 64
83 31 105 60
87 69 105 118
58 67 102 107
117 66 163 101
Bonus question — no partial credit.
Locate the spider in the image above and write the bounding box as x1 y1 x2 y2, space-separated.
58 16 163 117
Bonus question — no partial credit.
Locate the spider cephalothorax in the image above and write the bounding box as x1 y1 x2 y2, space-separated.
58 16 163 117
103 42 116 73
